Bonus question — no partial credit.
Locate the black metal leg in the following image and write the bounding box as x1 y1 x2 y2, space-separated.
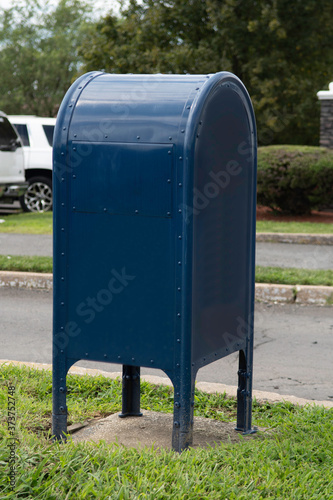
52 352 68 441
119 365 143 418
172 376 195 452
235 349 256 434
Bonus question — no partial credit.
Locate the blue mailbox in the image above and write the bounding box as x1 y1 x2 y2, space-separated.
52 71 257 451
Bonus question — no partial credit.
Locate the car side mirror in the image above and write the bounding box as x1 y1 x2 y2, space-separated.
0 138 21 151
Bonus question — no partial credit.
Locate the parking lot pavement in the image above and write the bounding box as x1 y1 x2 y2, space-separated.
0 233 52 256
256 241 333 270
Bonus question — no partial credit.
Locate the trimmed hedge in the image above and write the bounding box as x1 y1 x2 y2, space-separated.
257 145 333 214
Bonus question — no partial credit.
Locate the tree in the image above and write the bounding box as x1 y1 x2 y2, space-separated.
79 0 333 145
0 0 94 116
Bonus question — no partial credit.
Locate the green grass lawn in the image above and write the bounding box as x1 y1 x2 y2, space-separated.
256 220 333 234
0 211 332 235
0 255 52 273
1 255 332 287
0 212 52 234
255 266 333 287
0 364 332 499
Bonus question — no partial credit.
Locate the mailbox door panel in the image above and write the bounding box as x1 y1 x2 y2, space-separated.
64 213 176 370
62 141 176 370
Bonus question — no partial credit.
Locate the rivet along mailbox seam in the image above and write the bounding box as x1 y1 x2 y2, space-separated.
52 71 257 452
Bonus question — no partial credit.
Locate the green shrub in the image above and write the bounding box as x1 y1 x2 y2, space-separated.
257 145 333 214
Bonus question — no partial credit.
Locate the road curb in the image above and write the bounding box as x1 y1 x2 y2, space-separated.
0 270 53 290
255 283 333 305
1 270 332 305
256 232 333 245
1 359 332 409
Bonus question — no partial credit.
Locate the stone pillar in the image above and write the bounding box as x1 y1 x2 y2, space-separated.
317 82 333 149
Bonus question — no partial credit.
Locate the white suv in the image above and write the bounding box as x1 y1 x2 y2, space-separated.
9 115 56 212
0 111 27 202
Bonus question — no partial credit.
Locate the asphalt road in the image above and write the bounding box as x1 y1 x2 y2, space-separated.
1 232 333 269
0 233 53 257
256 241 333 270
1 287 333 402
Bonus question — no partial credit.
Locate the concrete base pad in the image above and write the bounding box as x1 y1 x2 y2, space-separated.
71 411 260 450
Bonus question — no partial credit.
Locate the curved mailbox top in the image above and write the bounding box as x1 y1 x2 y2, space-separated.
54 71 255 157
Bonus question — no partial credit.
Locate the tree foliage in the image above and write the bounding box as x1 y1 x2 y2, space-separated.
80 0 333 145
0 0 94 116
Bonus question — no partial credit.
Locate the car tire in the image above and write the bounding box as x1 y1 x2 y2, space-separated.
20 176 53 213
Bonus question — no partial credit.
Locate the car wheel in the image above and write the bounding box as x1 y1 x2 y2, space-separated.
20 176 53 213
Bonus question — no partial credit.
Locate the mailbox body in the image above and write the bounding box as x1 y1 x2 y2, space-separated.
52 71 257 450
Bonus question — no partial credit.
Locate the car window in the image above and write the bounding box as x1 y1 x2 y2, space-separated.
43 124 55 147
0 116 18 147
13 123 30 146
